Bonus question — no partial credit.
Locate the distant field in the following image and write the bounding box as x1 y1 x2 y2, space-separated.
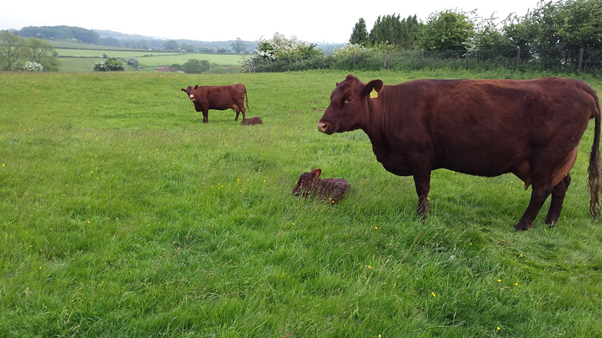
50 39 243 72
57 50 242 72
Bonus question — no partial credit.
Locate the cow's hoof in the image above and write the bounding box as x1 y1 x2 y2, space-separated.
514 222 532 231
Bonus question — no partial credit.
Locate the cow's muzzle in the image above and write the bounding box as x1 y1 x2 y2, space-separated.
317 121 331 134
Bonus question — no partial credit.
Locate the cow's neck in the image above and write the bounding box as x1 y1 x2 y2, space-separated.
362 95 392 146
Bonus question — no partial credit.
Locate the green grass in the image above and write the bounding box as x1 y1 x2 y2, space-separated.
1 70 602 337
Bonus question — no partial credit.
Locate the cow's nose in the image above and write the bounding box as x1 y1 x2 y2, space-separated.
317 121 328 133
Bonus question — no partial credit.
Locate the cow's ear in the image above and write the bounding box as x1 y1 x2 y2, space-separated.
336 82 340 87
362 80 384 99
194 85 199 90
311 169 322 179
181 88 186 92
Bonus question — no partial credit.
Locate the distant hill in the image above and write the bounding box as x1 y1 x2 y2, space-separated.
18 25 101 44
94 29 156 41
14 26 343 53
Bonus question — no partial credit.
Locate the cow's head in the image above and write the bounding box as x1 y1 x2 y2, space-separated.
181 85 198 102
318 74 383 134
292 169 322 196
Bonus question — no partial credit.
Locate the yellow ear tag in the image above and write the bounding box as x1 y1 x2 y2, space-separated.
370 88 378 99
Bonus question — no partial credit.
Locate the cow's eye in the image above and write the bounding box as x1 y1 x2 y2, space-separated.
346 97 353 103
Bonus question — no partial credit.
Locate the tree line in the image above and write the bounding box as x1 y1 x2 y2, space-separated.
0 31 61 71
243 0 602 74
348 0 602 68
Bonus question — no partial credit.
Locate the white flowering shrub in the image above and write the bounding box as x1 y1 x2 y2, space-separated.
92 57 125 71
24 61 43 72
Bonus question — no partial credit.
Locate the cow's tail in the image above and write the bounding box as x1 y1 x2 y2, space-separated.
244 85 250 110
587 85 602 220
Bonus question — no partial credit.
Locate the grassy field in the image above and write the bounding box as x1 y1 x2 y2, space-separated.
52 41 243 72
1 69 602 337
56 51 242 72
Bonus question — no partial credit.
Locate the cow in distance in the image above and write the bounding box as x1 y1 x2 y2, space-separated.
181 84 249 123
317 74 602 230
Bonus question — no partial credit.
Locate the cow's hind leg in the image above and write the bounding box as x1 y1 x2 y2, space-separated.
413 170 432 219
544 174 571 226
232 104 241 121
514 184 554 231
238 100 246 121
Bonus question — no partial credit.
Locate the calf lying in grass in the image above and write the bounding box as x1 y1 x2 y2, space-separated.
292 169 350 204
241 117 263 125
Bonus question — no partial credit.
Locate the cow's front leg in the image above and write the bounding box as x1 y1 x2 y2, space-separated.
514 184 554 231
235 110 240 121
413 171 432 219
202 110 209 123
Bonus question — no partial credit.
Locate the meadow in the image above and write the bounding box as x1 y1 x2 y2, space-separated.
55 48 242 72
1 69 602 337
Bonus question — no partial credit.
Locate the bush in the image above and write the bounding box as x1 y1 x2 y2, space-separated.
92 57 125 71
181 59 211 74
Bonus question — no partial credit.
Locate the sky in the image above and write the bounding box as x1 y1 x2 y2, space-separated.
1 0 542 43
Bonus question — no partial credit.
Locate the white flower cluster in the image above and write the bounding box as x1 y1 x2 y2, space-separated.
255 50 276 61
254 32 309 60
24 61 43 72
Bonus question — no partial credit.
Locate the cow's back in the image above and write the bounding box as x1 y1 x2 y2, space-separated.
196 85 246 110
379 77 597 177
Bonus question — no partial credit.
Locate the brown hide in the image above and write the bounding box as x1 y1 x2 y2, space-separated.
241 117 263 125
292 169 350 204
318 74 602 230
181 84 249 123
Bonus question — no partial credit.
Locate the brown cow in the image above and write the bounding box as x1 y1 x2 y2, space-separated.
318 74 602 230
241 117 263 125
181 84 249 123
292 169 350 204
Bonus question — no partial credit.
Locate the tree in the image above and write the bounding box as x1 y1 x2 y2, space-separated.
231 38 247 54
366 14 421 49
420 9 475 51
101 37 120 47
525 0 602 66
164 40 179 50
350 18 369 46
181 59 210 73
18 26 100 44
0 30 27 70
27 37 60 71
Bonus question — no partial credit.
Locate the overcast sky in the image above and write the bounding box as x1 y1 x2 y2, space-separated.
1 0 542 43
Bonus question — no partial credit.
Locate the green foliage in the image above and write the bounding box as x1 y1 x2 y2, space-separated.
0 31 60 71
369 14 421 50
17 25 100 44
241 32 322 72
92 57 125 71
1 71 602 336
420 9 475 53
163 40 179 50
231 37 247 54
0 30 27 71
181 58 211 73
349 18 369 46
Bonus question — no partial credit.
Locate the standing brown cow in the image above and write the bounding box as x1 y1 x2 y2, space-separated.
181 84 249 123
318 74 602 230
